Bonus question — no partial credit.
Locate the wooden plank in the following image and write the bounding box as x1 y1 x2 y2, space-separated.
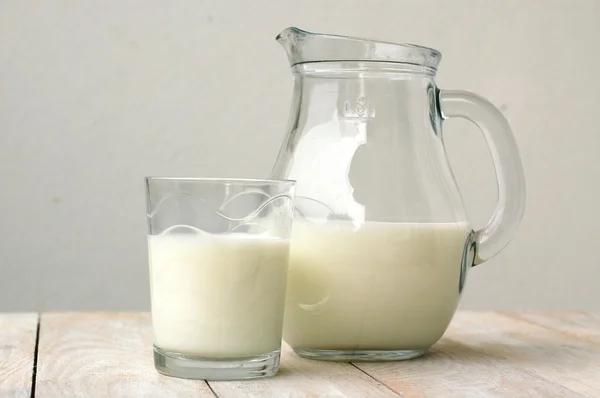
209 342 399 398
25 311 600 397
506 311 600 343
0 313 38 398
445 312 600 396
354 336 582 397
35 312 215 397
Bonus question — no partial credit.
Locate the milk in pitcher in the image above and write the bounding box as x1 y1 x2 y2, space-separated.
283 221 472 351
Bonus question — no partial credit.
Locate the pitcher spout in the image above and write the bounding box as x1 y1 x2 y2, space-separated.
276 27 311 67
276 26 442 70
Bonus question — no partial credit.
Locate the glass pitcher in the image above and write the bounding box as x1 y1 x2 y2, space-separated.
270 27 526 361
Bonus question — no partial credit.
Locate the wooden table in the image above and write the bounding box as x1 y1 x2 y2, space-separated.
1 312 599 397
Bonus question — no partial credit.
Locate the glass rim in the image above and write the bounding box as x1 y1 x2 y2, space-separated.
144 177 296 186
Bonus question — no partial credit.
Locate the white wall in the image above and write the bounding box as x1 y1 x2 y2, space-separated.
1 0 598 311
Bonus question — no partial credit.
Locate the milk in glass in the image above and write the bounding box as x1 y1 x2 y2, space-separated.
149 233 290 358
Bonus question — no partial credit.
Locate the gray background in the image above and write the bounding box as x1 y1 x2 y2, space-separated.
1 0 598 311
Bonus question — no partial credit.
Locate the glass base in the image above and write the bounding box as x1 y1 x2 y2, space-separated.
293 347 428 362
153 346 281 381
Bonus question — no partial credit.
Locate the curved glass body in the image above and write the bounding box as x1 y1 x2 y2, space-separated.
271 28 526 361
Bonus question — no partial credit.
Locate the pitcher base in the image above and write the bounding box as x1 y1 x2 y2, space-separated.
293 347 428 362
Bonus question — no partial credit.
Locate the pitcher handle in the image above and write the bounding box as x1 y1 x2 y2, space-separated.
439 90 526 265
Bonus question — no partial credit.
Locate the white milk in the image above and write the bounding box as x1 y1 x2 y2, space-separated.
149 233 290 358
283 221 472 351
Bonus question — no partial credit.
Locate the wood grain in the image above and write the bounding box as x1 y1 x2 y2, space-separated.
507 311 600 343
354 311 600 397
0 313 38 398
208 342 399 398
354 336 582 397
35 312 215 397
446 312 600 396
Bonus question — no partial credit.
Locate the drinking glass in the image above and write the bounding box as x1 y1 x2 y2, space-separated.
145 177 295 380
